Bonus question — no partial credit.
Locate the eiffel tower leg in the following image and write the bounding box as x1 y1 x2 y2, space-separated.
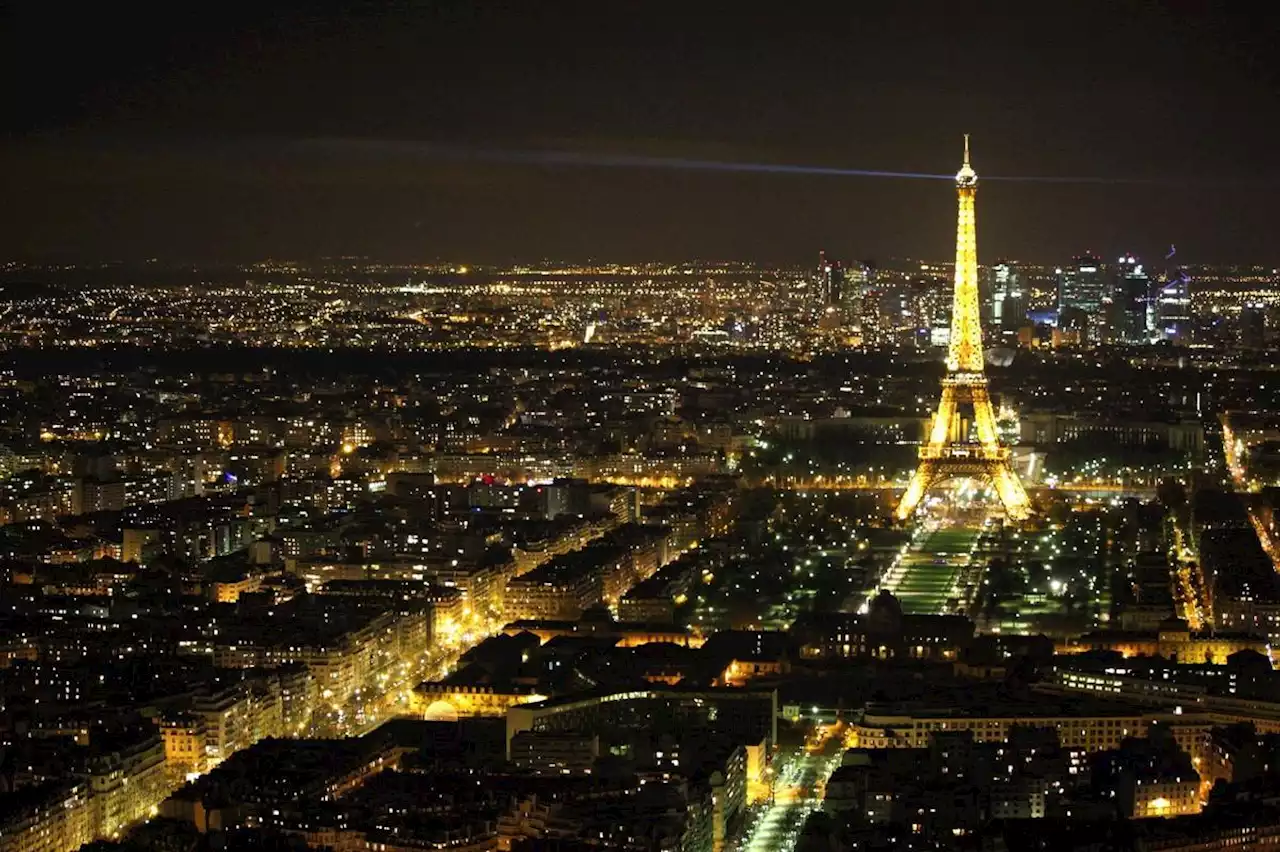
989 460 1032 520
928 386 959 447
896 461 936 521
970 385 1000 447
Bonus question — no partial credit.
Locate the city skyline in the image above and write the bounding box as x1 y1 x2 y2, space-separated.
5 6 1280 852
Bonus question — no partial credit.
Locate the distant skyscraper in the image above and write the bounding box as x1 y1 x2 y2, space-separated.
991 261 1027 332
1058 254 1105 317
1107 255 1151 344
1155 269 1191 343
829 262 845 305
978 266 994 325
817 252 846 306
1241 305 1266 350
846 261 869 305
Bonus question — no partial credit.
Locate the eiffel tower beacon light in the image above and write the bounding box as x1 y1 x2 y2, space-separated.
895 136 1032 521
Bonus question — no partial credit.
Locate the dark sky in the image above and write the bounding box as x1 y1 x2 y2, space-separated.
3 1 1280 265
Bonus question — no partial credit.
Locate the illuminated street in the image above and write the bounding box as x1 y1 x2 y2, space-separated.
735 742 842 852
1172 559 1208 630
310 611 502 739
1220 417 1280 572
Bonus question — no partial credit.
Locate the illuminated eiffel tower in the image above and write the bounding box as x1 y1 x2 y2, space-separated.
896 137 1031 521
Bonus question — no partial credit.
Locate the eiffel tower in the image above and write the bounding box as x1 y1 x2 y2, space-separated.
895 137 1031 521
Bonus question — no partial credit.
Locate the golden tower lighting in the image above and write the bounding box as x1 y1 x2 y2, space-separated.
895 136 1032 521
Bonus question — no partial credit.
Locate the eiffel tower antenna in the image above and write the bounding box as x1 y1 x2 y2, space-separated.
896 136 1032 521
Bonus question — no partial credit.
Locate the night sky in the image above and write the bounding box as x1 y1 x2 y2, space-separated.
3 1 1280 265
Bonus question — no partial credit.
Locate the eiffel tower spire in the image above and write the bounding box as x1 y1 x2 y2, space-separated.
896 137 1031 521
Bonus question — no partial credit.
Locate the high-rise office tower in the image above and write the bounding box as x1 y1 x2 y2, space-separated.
845 261 869 306
896 137 1031 522
1058 254 1106 316
854 262 884 343
1241 306 1266 350
1108 255 1151 344
978 266 994 325
817 252 846 306
991 261 1027 332
1155 269 1191 343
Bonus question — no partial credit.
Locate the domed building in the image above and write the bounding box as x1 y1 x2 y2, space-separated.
792 591 974 662
865 590 905 634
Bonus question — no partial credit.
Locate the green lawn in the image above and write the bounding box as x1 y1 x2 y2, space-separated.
892 529 980 614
